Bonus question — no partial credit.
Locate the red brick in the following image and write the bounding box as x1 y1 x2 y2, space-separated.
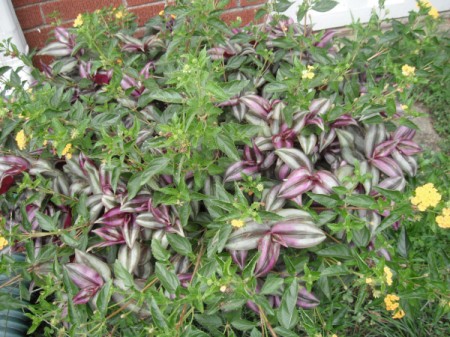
224 0 238 10
41 0 121 22
129 3 165 27
221 6 263 26
128 0 162 6
12 0 46 8
241 0 267 7
24 25 54 50
15 4 44 30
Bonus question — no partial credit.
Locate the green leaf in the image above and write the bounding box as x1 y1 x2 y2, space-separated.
221 80 250 97
166 233 192 256
312 0 338 12
320 264 349 277
150 297 168 329
317 244 353 259
35 211 57 231
250 328 263 337
273 327 300 337
96 280 112 316
149 89 184 104
207 225 232 258
277 279 298 330
274 0 294 12
127 157 170 199
264 82 289 93
151 239 171 261
155 262 179 293
260 274 284 295
231 318 256 331
345 195 376 209
352 226 370 247
113 260 135 289
397 226 409 258
373 186 402 202
307 193 340 208
216 133 240 160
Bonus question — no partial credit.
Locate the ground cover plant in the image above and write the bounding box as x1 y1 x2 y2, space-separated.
0 0 449 336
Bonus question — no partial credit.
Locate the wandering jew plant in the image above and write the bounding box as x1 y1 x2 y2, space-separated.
1 1 444 335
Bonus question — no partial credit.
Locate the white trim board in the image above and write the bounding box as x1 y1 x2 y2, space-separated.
283 0 450 30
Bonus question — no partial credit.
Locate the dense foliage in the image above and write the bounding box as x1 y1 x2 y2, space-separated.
0 1 449 336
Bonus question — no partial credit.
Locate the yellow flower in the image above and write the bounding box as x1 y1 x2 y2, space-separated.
115 11 124 19
302 66 315 79
401 64 415 77
331 335 338 337
392 309 405 319
15 130 27 150
159 10 165 16
365 277 374 285
384 266 393 286
0 236 8 250
372 289 381 298
428 7 439 19
73 14 83 28
400 104 408 110
231 219 245 228
43 140 48 146
436 208 450 229
62 143 73 159
384 294 400 311
410 183 442 211
170 14 177 20
256 183 264 192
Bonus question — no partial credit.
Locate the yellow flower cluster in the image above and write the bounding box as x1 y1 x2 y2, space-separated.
411 183 441 211
384 294 399 311
15 130 27 150
115 11 124 19
231 219 245 228
365 277 373 285
392 309 405 319
384 266 393 286
384 294 405 319
302 65 315 80
62 143 73 160
418 1 439 19
436 208 450 229
0 236 8 250
73 14 83 28
401 64 415 77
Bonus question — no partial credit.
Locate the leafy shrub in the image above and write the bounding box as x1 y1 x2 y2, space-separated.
0 1 449 336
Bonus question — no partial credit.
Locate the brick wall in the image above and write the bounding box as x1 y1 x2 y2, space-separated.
13 0 268 54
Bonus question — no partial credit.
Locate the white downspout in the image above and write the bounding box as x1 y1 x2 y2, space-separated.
0 0 33 91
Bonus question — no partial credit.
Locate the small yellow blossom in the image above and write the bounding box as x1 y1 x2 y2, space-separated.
115 11 124 19
402 64 415 77
436 208 450 229
15 130 27 150
372 289 381 298
411 183 442 211
73 14 83 28
428 7 439 19
43 140 48 146
384 266 393 286
219 285 227 293
365 278 374 285
302 66 315 80
400 104 408 110
170 14 177 19
256 183 264 192
392 309 405 319
331 335 338 337
384 294 400 311
0 236 8 250
62 143 73 159
159 10 165 16
231 219 245 228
